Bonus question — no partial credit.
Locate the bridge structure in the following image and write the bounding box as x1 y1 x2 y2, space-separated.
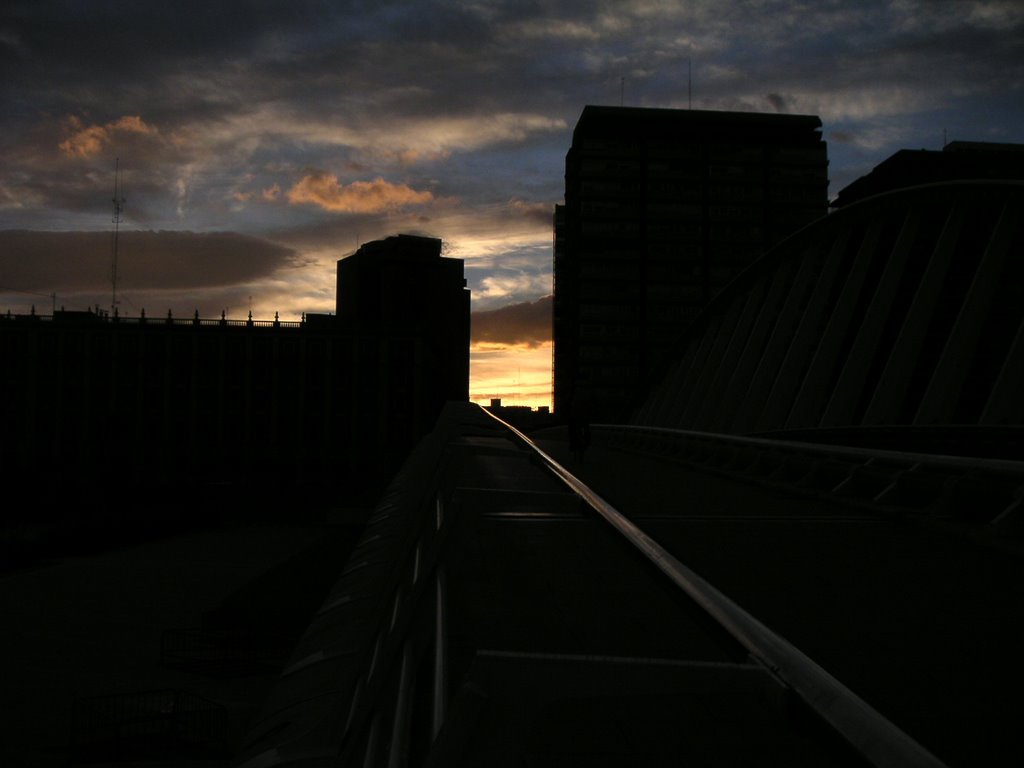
233 181 1024 768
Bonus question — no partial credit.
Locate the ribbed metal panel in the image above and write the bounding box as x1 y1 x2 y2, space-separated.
634 182 1024 432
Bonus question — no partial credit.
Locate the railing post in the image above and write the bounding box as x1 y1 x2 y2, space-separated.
432 568 448 741
387 643 415 768
361 713 381 768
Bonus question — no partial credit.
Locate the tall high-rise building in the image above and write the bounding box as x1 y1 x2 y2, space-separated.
553 105 828 421
337 234 471 411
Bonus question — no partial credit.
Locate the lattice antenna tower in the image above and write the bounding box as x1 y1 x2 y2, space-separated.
111 158 126 315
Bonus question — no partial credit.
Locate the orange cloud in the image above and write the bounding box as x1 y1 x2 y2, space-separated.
287 170 433 213
59 115 157 158
261 183 282 201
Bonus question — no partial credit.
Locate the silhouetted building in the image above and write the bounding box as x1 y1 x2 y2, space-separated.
553 105 828 421
484 398 555 432
833 141 1024 207
336 234 470 418
0 234 470 503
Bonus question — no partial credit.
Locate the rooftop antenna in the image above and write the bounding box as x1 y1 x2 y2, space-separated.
111 158 125 315
688 58 692 109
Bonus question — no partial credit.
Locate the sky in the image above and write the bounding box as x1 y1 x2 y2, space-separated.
2 0 1022 409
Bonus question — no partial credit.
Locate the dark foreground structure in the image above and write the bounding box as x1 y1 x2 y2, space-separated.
8 141 1024 765
229 400 1024 767
635 180 1024 435
0 233 469 503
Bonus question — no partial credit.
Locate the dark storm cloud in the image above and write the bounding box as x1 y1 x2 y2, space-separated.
0 229 295 292
472 295 552 348
1 1 332 89
5 1 1022 121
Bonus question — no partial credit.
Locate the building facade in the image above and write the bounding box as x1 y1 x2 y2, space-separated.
1 234 470 504
553 106 828 421
336 234 470 419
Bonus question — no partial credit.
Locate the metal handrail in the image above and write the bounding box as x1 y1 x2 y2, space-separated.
597 423 1024 477
0 312 304 328
483 407 948 768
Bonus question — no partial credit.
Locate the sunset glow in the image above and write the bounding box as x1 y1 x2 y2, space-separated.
1 1 1021 413
470 342 553 411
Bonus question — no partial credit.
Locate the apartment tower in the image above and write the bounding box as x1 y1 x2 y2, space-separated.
553 105 828 421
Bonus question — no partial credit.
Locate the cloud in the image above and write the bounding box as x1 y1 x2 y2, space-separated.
470 341 553 408
0 229 296 292
508 198 555 226
287 170 433 214
471 295 552 348
58 115 158 158
474 272 552 304
2 0 1022 329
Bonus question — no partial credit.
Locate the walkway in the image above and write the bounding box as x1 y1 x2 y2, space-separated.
535 425 1024 768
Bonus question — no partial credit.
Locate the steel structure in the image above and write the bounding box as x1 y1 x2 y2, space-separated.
633 181 1024 433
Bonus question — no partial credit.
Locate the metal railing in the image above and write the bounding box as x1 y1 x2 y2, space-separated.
236 402 953 766
235 411 461 768
485 408 949 768
1 309 304 328
160 626 293 677
72 689 229 761
592 423 1024 527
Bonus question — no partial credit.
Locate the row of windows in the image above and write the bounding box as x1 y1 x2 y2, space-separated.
709 204 763 223
576 178 823 206
771 165 828 182
579 324 640 340
578 343 638 364
579 140 824 165
575 362 639 385
573 263 705 285
769 147 828 165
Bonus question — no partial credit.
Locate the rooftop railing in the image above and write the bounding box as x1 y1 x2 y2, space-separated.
489 408 949 768
237 402 950 767
0 308 306 328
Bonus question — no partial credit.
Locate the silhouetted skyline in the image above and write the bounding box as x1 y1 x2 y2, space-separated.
0 233 471 504
2 20 1023 758
2 1 1023 409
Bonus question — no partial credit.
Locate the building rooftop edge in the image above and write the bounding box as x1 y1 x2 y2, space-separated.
576 104 823 127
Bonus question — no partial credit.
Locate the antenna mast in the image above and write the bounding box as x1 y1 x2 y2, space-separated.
111 158 125 315
688 58 692 109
